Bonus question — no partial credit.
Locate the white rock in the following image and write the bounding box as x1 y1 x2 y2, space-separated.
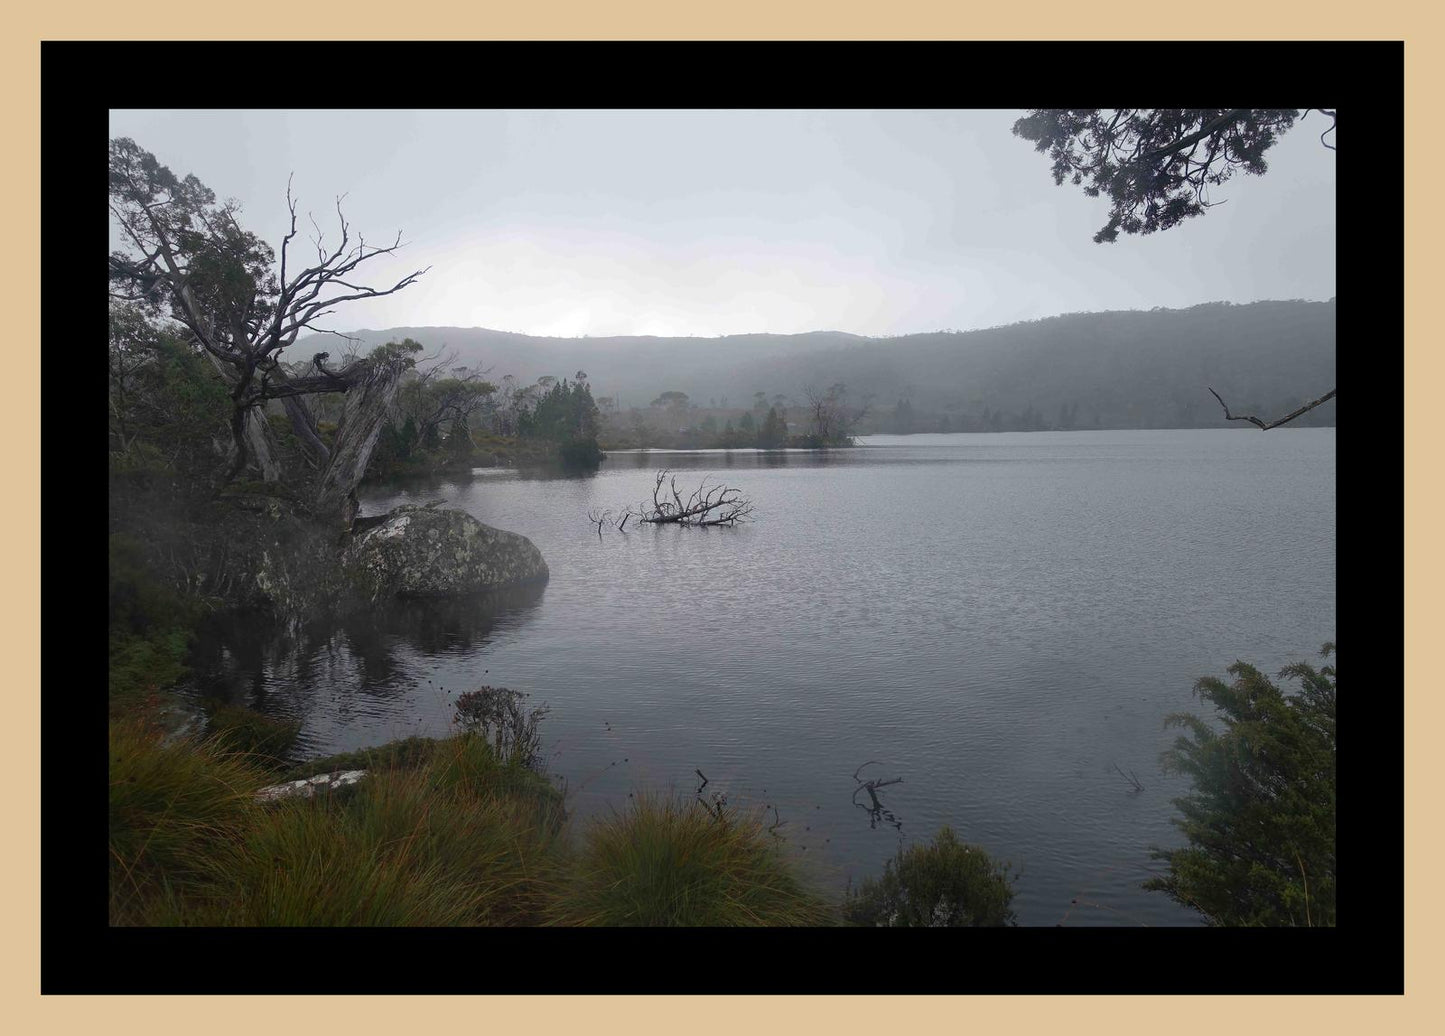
256 769 368 802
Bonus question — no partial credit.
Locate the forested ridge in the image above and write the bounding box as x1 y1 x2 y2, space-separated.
300 298 1335 432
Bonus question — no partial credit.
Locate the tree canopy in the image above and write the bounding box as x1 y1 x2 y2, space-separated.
1012 109 1329 243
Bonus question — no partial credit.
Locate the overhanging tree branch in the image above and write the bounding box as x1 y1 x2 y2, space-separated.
1207 386 1337 430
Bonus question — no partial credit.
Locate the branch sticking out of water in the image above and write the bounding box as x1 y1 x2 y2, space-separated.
852 761 904 831
1110 762 1145 793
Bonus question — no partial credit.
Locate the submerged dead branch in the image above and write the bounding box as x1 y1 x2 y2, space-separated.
634 470 755 527
586 508 615 539
1110 762 1145 794
589 470 755 535
852 761 905 832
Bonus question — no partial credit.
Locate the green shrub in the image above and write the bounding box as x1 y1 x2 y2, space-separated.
108 628 192 712
1145 644 1336 926
843 826 1017 926
108 532 199 713
109 532 196 636
549 795 834 926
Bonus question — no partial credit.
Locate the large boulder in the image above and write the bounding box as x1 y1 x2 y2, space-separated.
342 505 549 600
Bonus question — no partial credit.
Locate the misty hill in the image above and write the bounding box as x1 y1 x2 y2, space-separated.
295 299 1335 430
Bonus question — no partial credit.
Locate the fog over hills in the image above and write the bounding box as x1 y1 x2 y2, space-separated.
294 299 1335 429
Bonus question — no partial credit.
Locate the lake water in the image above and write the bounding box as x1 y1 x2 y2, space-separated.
189 429 1336 926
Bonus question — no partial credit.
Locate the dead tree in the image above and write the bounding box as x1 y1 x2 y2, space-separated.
108 138 428 516
629 470 755 527
802 382 870 445
586 508 616 539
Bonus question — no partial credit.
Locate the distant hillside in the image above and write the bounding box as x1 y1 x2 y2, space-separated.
294 300 1335 429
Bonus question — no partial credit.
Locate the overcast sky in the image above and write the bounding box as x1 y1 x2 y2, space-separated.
108 109 1336 339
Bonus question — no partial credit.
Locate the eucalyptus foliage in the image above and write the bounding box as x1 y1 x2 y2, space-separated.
1012 109 1310 243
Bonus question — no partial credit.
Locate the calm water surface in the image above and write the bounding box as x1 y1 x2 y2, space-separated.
190 429 1336 926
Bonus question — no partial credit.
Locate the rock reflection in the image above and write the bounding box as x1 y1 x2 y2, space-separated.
187 583 547 713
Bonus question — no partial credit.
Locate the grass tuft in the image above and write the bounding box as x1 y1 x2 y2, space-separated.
548 794 835 926
109 719 270 924
112 727 568 926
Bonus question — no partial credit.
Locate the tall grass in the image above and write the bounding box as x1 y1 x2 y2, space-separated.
548 794 835 926
109 719 270 925
112 728 569 926
111 723 840 927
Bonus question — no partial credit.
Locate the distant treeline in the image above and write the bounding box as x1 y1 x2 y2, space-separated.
298 299 1335 435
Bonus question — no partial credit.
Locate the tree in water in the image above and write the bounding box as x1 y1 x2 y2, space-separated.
108 138 428 516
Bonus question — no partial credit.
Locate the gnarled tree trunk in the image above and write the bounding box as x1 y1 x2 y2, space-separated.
243 407 282 482
313 354 410 520
279 393 332 469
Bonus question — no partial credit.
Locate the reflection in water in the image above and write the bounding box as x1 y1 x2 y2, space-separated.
340 584 548 657
186 584 547 750
183 430 1333 926
602 447 848 471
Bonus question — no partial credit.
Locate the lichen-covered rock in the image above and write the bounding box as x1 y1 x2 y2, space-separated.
256 770 368 802
342 505 549 600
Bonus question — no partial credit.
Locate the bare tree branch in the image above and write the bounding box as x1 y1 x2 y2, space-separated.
1208 386 1337 430
108 138 431 508
633 471 754 526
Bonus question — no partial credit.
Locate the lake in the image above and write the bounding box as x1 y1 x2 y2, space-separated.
188 428 1336 926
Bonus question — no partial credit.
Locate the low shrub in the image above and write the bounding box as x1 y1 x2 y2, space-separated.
452 686 550 772
108 628 191 713
549 795 834 926
843 826 1017 926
